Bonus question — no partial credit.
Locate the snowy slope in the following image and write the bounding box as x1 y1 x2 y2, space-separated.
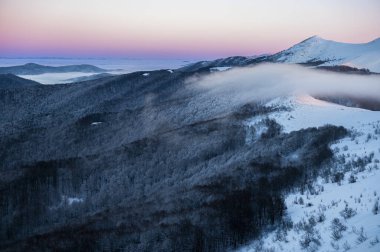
266 95 380 133
240 95 380 252
275 36 380 73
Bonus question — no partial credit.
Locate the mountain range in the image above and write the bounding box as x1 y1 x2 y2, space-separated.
0 36 380 252
1 36 379 80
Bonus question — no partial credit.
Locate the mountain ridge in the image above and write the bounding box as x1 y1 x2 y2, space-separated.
0 73 41 89
0 63 107 75
182 36 380 73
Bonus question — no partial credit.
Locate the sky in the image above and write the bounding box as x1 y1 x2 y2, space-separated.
0 0 379 59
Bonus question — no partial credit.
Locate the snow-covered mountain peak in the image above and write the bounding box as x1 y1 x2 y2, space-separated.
301 35 326 43
368 37 380 45
274 36 380 72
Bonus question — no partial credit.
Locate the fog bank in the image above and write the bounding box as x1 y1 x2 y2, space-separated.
190 64 380 105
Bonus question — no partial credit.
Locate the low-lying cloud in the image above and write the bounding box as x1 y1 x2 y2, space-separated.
190 64 380 105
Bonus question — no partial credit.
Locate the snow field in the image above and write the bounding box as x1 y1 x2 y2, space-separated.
240 95 380 252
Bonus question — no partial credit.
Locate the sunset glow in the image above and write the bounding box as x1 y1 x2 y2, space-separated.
1 0 379 59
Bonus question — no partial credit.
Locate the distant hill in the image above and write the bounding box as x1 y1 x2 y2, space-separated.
0 73 41 89
0 63 107 75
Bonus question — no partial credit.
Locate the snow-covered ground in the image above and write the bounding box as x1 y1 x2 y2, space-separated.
65 196 84 206
240 95 380 252
277 36 380 73
266 95 380 134
91 122 103 126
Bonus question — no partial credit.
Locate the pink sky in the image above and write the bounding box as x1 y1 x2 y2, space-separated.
1 0 379 59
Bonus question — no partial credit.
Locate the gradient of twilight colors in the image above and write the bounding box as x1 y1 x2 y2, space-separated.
1 0 380 59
